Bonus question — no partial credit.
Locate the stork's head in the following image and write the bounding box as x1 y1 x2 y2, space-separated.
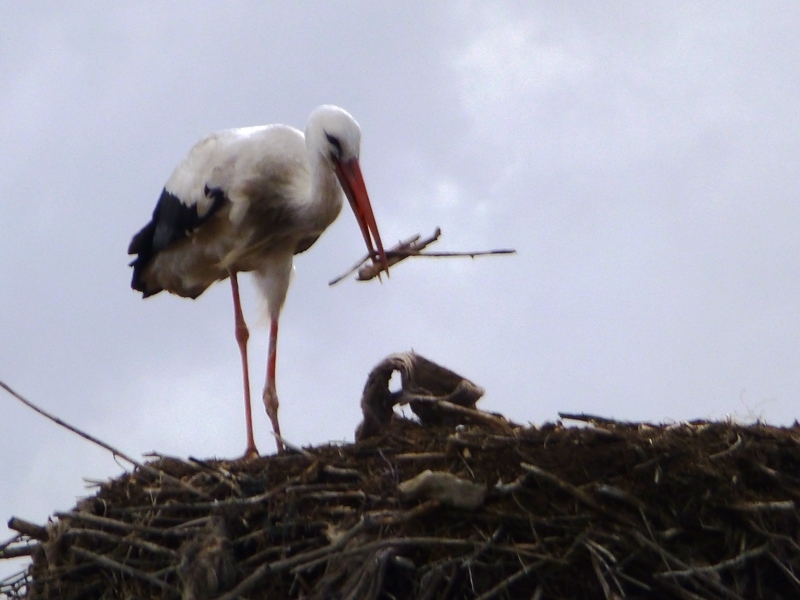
306 105 389 277
307 104 363 165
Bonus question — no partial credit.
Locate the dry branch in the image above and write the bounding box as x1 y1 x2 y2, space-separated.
0 545 36 559
328 227 516 284
0 379 208 499
657 544 770 578
7 518 48 542
725 500 795 512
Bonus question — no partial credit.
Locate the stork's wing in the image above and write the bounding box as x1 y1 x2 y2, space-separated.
128 124 310 297
128 185 226 295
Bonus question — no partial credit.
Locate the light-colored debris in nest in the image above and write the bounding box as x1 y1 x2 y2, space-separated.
398 470 487 510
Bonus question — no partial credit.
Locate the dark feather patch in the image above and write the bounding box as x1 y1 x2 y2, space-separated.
128 187 225 296
324 132 342 156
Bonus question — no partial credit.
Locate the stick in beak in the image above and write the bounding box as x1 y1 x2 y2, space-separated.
334 157 390 277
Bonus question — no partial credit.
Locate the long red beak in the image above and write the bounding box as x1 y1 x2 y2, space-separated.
334 157 390 276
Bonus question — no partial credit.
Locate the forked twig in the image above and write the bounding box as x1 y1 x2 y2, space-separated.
329 232 423 285
328 227 516 284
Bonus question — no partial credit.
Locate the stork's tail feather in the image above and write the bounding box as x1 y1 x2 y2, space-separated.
128 220 163 297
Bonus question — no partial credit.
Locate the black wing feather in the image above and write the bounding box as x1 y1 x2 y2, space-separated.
128 187 225 296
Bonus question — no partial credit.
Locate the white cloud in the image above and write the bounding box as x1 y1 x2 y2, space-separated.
453 8 591 135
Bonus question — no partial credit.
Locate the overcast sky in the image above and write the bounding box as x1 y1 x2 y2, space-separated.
2 1 799 577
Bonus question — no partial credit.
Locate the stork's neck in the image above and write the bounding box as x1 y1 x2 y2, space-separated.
306 151 344 230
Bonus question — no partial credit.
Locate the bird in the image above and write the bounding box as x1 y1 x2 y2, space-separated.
128 105 390 457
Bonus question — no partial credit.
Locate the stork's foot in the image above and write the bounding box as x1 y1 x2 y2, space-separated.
263 386 285 453
241 445 260 461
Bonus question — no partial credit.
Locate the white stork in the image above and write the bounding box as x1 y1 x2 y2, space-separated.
128 105 389 457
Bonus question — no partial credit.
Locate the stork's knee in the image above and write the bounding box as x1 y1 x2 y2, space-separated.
263 386 279 414
235 322 249 346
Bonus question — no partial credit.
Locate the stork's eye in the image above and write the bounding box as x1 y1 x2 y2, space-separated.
325 132 343 157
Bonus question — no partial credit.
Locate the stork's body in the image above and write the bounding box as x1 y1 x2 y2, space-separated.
128 105 388 457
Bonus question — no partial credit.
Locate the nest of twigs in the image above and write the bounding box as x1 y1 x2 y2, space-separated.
2 354 800 599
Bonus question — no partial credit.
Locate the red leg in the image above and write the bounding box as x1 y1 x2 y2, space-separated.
263 317 284 452
230 272 258 459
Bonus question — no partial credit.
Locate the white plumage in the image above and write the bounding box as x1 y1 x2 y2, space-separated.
129 105 389 456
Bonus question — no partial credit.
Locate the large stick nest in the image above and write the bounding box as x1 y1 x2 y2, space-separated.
2 353 800 599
